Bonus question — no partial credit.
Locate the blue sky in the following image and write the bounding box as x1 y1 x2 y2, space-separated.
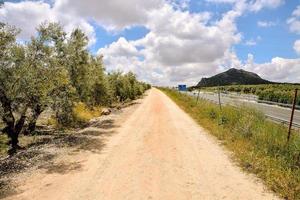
235 0 299 62
1 0 300 85
89 0 299 61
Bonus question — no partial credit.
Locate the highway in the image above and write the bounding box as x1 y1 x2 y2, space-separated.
186 91 300 128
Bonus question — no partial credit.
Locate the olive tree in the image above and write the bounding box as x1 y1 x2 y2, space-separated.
0 21 150 154
0 23 25 152
0 22 70 152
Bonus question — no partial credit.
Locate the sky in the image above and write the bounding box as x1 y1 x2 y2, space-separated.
1 0 300 86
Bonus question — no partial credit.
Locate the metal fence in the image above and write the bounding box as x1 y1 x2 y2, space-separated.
185 90 300 131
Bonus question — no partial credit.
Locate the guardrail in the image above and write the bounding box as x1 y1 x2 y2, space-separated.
184 91 300 129
215 92 300 110
265 115 300 129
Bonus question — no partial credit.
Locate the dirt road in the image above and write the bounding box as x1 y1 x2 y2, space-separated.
6 88 279 200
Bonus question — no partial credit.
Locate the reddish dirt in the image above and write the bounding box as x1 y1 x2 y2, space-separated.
4 88 279 200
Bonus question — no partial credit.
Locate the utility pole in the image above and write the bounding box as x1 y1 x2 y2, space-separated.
287 89 298 142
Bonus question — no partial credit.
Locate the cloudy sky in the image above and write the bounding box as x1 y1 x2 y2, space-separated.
1 0 300 86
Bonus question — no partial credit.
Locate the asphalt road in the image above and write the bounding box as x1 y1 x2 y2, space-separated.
187 91 300 127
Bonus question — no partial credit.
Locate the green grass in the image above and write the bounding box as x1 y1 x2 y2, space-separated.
161 88 300 200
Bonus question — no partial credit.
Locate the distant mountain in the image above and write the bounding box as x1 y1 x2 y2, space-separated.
196 68 272 87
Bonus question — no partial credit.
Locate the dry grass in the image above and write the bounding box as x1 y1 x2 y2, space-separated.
72 102 102 124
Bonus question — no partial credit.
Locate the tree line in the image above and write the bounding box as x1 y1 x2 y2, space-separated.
0 22 150 153
224 84 300 105
203 84 300 106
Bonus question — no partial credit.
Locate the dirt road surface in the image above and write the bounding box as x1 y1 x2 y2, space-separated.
6 88 279 200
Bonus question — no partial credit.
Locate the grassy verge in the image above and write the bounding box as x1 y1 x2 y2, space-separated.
0 102 103 157
160 88 300 200
72 102 102 124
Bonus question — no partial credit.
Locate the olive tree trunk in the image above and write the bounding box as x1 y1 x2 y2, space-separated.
0 87 27 154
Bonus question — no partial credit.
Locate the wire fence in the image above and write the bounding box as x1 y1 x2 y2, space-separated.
184 89 300 130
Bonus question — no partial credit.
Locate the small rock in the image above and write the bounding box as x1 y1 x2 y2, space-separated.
101 108 111 115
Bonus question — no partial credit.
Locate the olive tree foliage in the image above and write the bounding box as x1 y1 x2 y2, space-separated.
0 22 150 153
66 29 111 106
0 22 68 152
108 71 151 102
0 22 24 151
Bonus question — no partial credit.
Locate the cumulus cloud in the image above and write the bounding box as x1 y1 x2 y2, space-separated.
54 0 164 31
206 0 284 11
294 40 300 55
0 1 96 45
0 0 297 85
205 0 238 3
249 0 284 12
287 5 300 34
99 3 243 85
98 0 295 86
98 37 140 58
242 54 300 83
0 1 54 39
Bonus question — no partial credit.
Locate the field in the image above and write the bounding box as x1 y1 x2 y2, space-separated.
196 84 300 106
161 88 300 200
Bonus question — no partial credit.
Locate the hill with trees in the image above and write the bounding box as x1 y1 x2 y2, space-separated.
196 68 271 87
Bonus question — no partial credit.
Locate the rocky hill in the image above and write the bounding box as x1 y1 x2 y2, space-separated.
196 68 272 87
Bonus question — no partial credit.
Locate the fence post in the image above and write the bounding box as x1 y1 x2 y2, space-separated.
196 88 200 104
218 87 222 111
287 89 298 142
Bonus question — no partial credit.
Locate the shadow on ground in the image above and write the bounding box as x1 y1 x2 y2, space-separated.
0 114 119 199
41 161 83 174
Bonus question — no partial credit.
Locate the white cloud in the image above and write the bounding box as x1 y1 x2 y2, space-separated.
0 0 297 86
242 54 300 83
205 0 284 11
205 0 238 3
287 5 300 34
167 0 191 10
98 1 296 86
98 37 140 58
0 1 54 39
257 20 277 27
0 0 165 44
99 3 243 86
249 0 284 12
0 1 96 45
54 0 164 31
293 40 300 55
